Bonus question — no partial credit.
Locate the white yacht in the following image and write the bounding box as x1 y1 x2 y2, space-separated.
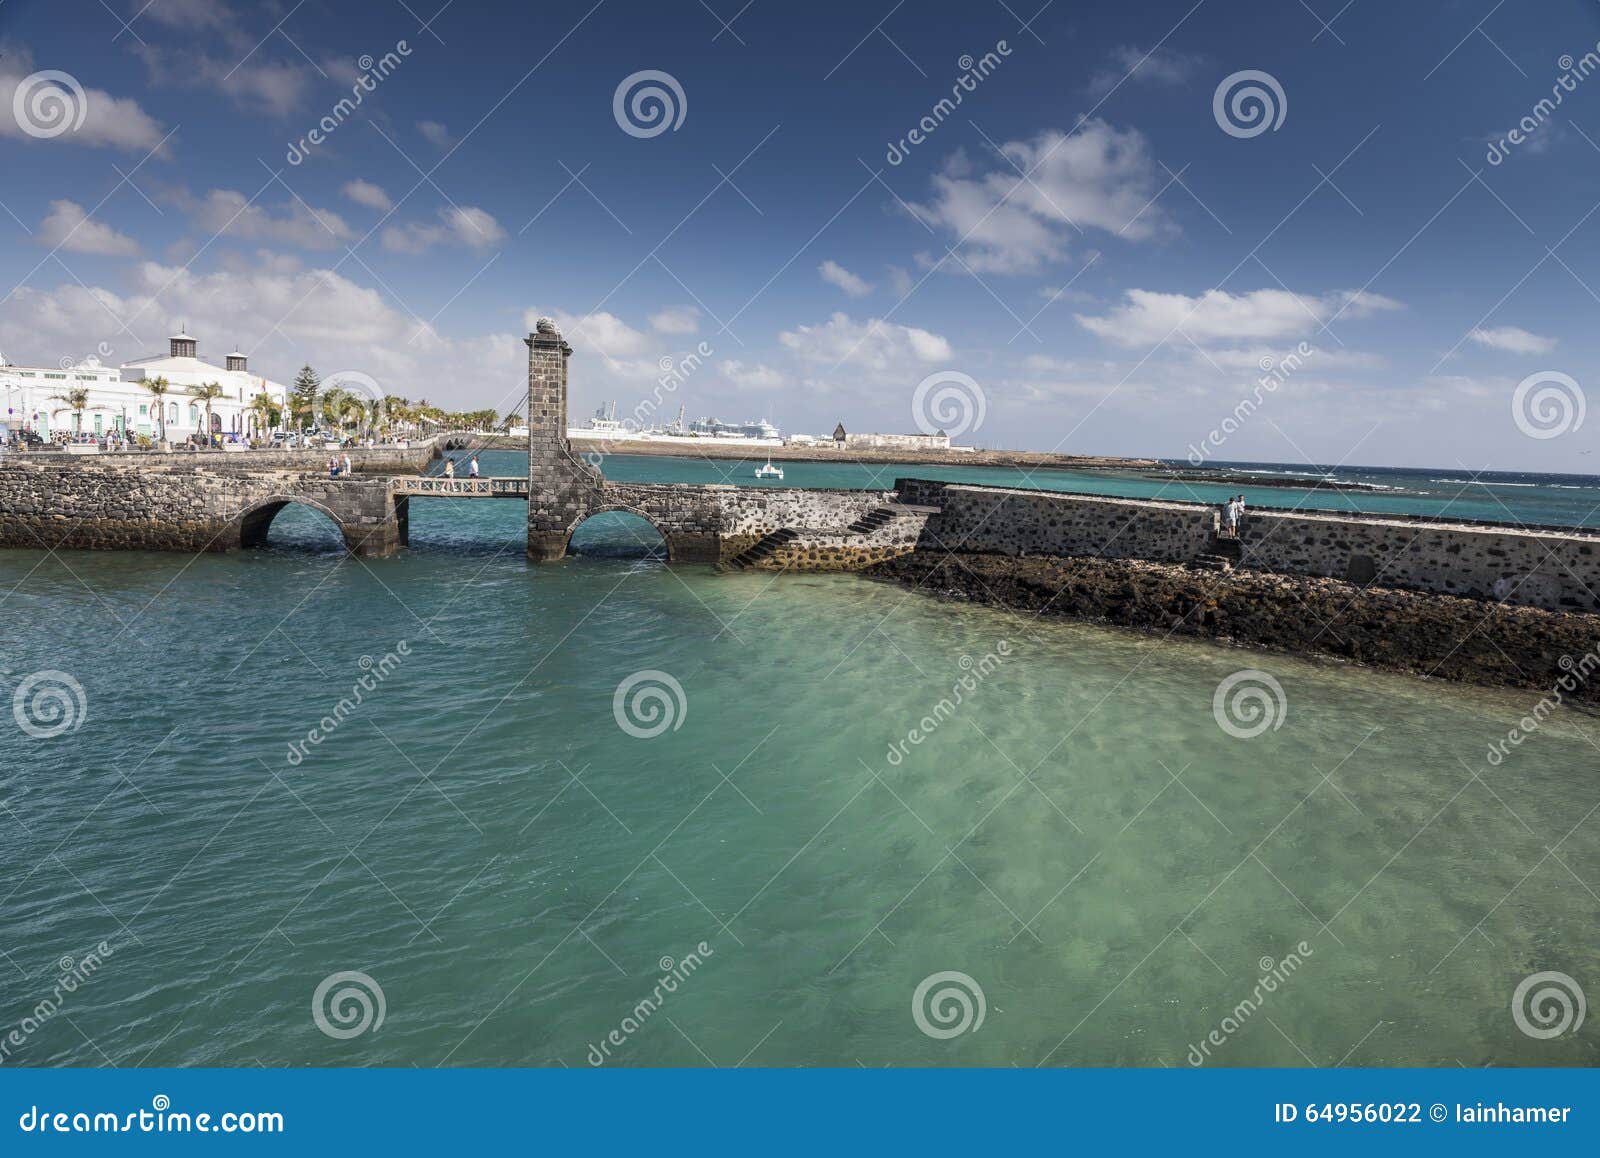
755 459 783 480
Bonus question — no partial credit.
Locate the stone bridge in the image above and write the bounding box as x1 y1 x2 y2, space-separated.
0 319 938 569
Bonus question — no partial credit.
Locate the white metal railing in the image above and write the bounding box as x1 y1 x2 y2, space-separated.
392 476 528 496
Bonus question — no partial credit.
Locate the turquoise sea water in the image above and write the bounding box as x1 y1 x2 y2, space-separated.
591 451 1600 528
1 452 1597 1067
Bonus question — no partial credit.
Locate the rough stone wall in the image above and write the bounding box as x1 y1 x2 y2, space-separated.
525 321 604 560
0 462 401 556
1236 512 1600 609
761 510 935 571
899 481 1600 612
599 482 897 564
907 483 1211 564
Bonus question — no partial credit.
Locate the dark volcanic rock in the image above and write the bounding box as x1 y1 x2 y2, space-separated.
864 551 1600 702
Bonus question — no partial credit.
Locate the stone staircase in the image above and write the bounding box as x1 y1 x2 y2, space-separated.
723 527 800 570
845 506 898 535
721 501 942 571
1192 534 1243 573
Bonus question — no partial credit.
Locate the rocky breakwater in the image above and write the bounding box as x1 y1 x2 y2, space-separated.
865 551 1600 702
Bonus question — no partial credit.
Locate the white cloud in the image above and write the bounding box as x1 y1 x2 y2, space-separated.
1078 287 1403 348
908 123 1172 274
819 259 872 297
886 266 914 297
132 44 310 117
533 310 654 360
417 120 454 149
142 0 249 47
1468 325 1556 355
381 206 506 253
0 50 168 152
0 258 534 417
1088 45 1203 96
341 179 393 212
1037 283 1096 304
37 200 140 256
778 312 952 377
182 189 354 250
649 306 701 334
721 360 784 391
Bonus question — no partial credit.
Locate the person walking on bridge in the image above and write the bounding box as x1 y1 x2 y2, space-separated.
443 457 455 479
468 454 480 478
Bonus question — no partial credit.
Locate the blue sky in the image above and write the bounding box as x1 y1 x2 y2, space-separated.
3 0 1600 470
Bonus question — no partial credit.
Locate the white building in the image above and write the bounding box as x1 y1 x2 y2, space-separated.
833 424 952 451
0 331 290 443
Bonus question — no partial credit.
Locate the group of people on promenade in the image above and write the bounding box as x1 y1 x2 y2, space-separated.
1219 494 1249 538
327 452 353 478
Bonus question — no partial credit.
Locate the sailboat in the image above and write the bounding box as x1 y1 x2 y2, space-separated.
754 458 783 480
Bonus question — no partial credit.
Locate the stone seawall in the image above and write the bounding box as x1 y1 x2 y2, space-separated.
0 461 401 555
895 480 1600 614
600 482 902 564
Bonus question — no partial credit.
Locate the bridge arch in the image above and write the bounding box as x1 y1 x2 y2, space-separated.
237 495 355 553
566 504 672 560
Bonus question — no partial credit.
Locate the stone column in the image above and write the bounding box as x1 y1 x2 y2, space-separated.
526 317 602 560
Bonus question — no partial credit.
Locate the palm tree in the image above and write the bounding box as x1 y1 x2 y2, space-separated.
53 387 90 436
250 393 281 439
318 386 347 438
143 376 171 446
340 394 370 440
188 381 225 447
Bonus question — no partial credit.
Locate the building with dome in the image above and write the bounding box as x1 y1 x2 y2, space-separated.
0 331 290 443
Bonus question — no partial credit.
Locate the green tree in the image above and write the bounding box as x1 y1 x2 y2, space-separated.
142 377 170 444
53 387 90 435
291 365 320 431
250 393 281 438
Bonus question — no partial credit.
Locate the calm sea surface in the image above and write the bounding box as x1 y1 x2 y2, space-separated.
596 451 1600 528
1 450 1596 1066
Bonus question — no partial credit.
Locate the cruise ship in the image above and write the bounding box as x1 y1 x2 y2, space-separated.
566 403 783 446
